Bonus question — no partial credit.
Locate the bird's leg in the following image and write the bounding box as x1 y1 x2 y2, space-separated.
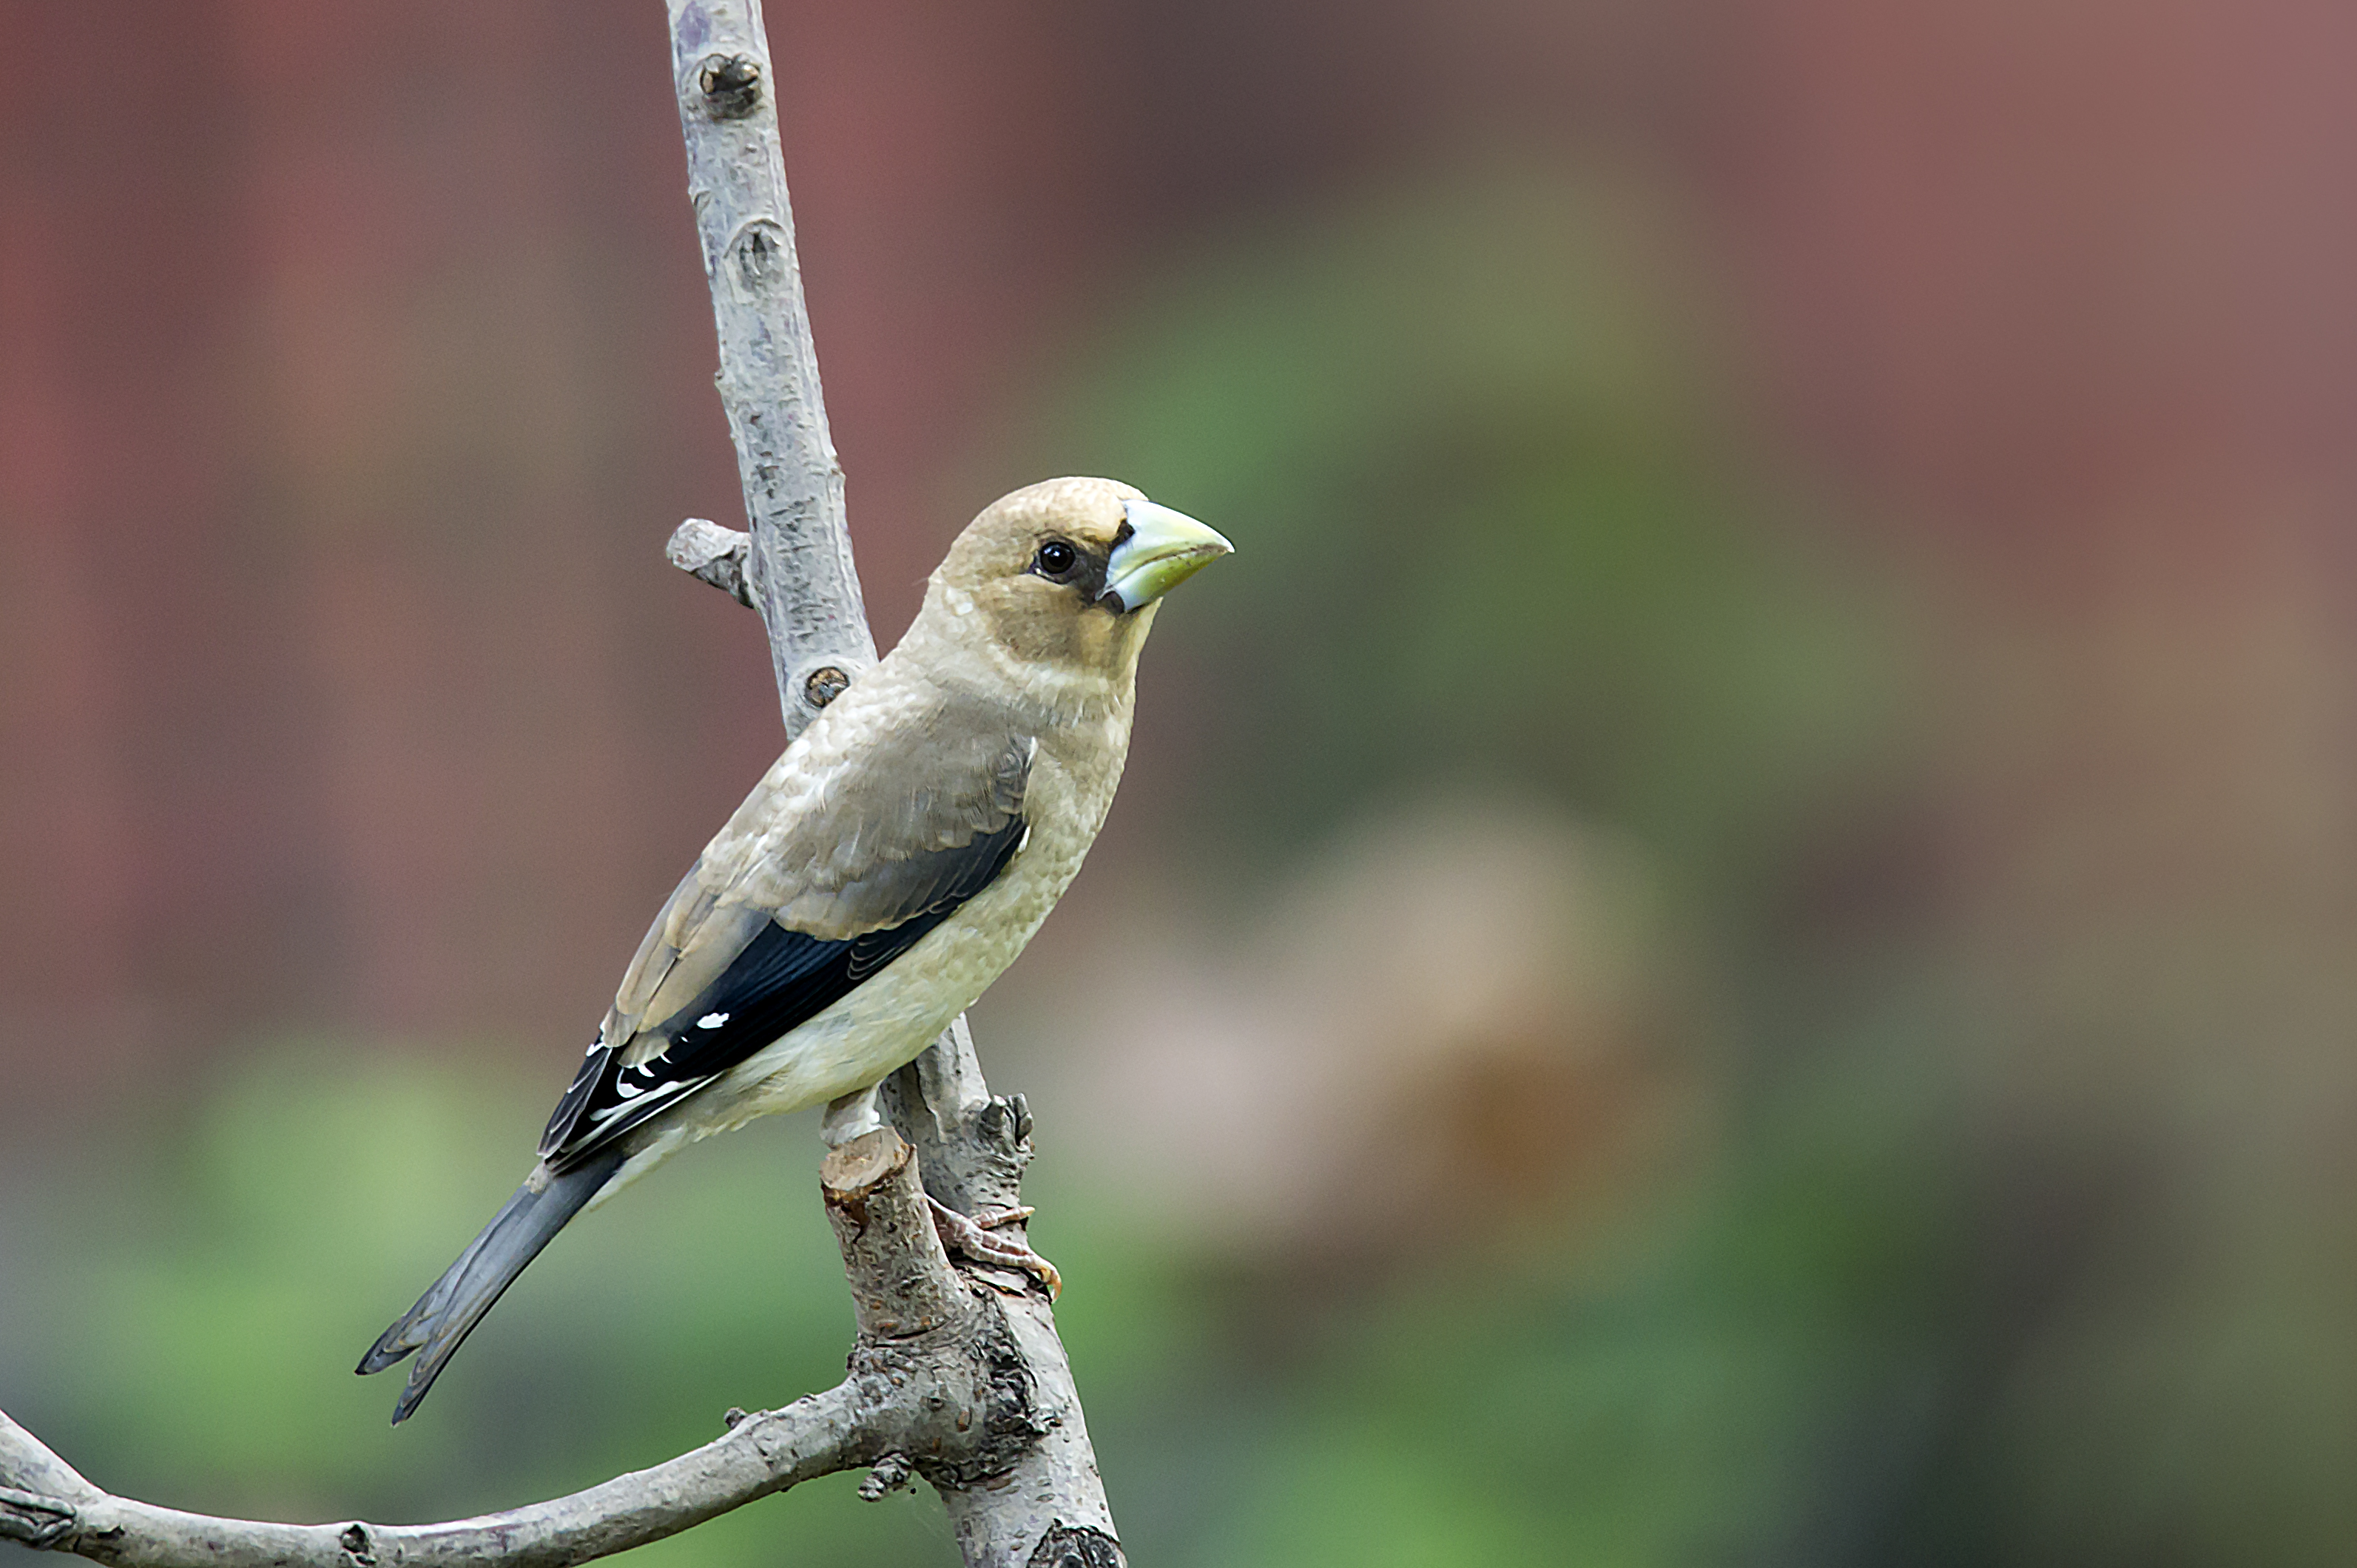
927 1197 1062 1299
820 1084 886 1147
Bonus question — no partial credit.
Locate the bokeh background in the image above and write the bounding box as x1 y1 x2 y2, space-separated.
6 1 2356 1564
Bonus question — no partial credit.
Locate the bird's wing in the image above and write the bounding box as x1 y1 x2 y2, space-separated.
539 709 1034 1170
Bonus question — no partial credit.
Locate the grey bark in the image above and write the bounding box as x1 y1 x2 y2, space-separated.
880 1023 1123 1562
2 1393 877 1568
1 2 1123 1565
666 0 877 737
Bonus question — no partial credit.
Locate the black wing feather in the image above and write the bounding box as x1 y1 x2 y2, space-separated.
537 922 840 1159
540 816 1027 1170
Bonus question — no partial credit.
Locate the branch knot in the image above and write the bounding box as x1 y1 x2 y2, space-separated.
695 53 763 119
857 1454 912 1502
1027 1524 1124 1568
803 666 851 709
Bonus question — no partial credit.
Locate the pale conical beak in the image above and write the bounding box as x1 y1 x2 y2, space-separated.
1100 499 1234 613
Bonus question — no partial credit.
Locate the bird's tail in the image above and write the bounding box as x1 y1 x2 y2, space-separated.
356 1147 625 1424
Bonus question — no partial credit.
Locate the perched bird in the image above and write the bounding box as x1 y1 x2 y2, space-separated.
357 476 1230 1423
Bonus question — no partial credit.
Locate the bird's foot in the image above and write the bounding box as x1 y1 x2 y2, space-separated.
928 1196 1062 1298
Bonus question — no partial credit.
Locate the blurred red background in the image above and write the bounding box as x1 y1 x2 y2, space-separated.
9 0 2353 1091
7 2 2357 1564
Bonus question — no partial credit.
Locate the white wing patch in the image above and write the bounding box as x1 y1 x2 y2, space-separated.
698 1011 730 1029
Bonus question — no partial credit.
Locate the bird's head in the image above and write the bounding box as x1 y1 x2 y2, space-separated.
916 476 1233 708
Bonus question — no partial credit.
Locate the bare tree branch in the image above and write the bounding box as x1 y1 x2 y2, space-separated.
4 4 1124 1567
667 0 874 737
4 1390 874 1568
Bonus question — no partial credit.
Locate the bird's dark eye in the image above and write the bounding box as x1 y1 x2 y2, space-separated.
1033 539 1079 578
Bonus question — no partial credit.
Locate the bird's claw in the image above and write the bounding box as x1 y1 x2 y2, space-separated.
928 1195 1062 1298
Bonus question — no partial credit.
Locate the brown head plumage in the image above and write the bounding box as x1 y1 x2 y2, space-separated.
912 476 1232 709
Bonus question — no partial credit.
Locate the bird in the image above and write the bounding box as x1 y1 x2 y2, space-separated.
356 476 1230 1423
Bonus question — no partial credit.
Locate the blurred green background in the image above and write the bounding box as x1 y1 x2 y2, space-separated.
7 2 2357 1565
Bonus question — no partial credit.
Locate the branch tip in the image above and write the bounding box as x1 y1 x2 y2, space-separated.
823 1128 970 1339
820 1126 909 1200
665 518 755 607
